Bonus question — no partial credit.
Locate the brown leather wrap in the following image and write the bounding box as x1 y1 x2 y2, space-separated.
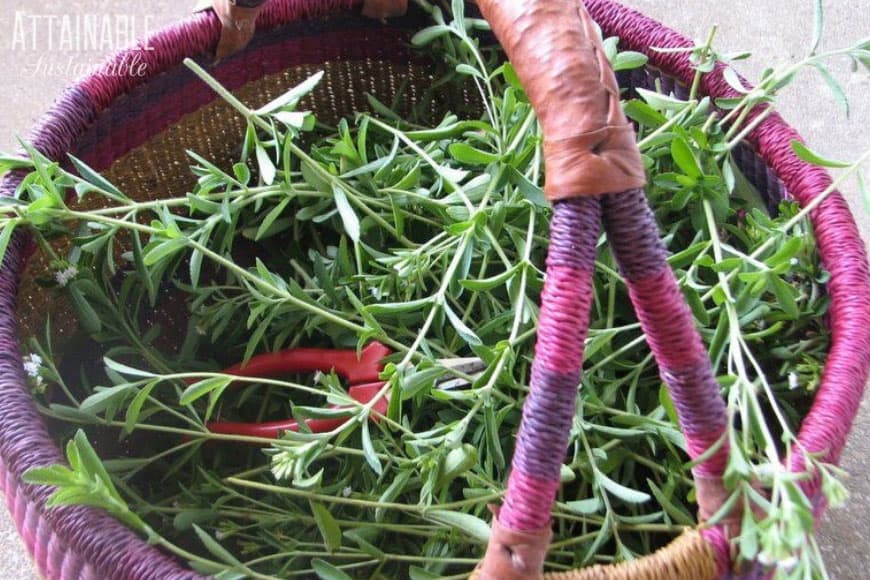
362 0 409 19
475 509 552 580
476 0 646 200
210 0 267 61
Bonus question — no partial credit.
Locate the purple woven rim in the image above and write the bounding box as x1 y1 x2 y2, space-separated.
0 0 867 577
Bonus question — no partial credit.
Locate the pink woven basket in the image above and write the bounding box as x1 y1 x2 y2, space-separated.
0 1 868 578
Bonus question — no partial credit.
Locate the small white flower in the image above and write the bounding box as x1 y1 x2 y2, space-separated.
215 530 226 540
789 258 800 266
195 324 207 336
342 486 352 498
777 556 799 573
54 265 78 287
788 372 800 390
23 353 43 377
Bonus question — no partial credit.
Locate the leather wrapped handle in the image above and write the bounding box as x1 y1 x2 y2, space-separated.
476 0 646 200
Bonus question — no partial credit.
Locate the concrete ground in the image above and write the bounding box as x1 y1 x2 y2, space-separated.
0 0 867 577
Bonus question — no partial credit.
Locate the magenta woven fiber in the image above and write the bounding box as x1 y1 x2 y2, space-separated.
501 196 601 531
601 189 729 478
0 1 867 578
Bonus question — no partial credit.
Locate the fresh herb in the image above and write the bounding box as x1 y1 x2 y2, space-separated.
2 3 867 579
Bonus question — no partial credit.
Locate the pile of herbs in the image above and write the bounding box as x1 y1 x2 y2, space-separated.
3 2 867 579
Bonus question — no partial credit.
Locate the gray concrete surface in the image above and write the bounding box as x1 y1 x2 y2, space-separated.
0 0 867 578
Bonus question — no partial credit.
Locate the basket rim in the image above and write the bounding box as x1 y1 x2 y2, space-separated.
0 0 867 577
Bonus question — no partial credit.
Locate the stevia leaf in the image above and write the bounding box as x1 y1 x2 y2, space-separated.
444 303 482 346
811 62 850 117
103 357 156 378
426 510 490 544
124 379 159 433
790 140 850 168
0 219 18 264
595 471 651 504
613 51 648 71
671 136 701 178
310 501 342 552
332 185 360 243
254 71 324 115
411 25 451 47
255 143 276 185
565 497 603 515
193 524 245 566
68 154 127 200
448 143 498 166
143 238 185 266
770 275 799 319
361 419 383 475
312 559 353 580
181 376 232 406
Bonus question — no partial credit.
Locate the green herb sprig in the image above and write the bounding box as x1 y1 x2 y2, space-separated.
2 2 867 578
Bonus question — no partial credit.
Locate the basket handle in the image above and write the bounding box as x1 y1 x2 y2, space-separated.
477 0 646 201
473 1 732 577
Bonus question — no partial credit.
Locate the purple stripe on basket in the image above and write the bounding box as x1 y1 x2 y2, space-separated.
599 187 668 280
77 25 413 172
602 189 730 476
499 197 600 531
79 0 363 112
660 364 727 474
511 367 582 477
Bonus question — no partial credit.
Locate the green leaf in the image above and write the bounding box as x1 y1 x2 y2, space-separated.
103 357 156 378
401 365 449 398
67 282 102 334
68 155 126 200
122 381 156 432
565 497 603 515
254 71 324 115
636 88 690 112
255 197 291 241
72 430 117 499
365 297 433 315
79 384 135 414
595 471 651 504
361 419 383 475
426 510 490 544
410 25 451 47
790 140 849 168
671 136 701 178
312 559 353 580
0 219 19 265
612 51 648 71
193 524 245 567
506 166 547 207
444 303 482 346
143 238 185 266
255 143 276 185
180 376 232 406
448 143 498 166
310 501 342 552
376 470 411 522
769 275 799 319
813 63 849 117
332 185 361 243
22 465 75 487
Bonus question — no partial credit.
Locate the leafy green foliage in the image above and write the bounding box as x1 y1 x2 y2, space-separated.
3 2 863 579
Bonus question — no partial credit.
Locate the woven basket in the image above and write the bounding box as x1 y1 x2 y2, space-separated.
1 1 868 578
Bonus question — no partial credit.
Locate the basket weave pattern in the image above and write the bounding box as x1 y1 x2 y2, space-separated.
0 1 867 578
